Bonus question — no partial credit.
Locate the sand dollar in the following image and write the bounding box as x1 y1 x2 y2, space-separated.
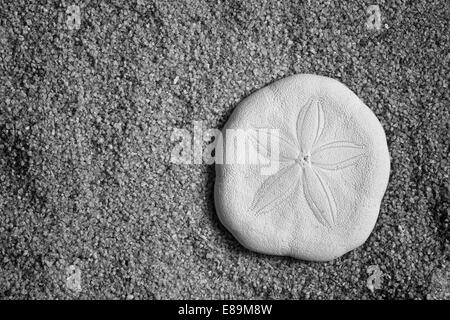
214 74 390 261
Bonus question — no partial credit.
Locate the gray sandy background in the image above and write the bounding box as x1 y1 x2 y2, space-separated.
0 0 449 299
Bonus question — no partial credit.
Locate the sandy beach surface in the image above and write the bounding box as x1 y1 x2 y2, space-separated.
0 0 448 299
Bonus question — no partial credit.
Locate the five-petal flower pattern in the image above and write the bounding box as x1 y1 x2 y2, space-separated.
249 96 366 228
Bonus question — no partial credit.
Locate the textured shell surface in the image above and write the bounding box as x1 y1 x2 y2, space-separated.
214 74 390 261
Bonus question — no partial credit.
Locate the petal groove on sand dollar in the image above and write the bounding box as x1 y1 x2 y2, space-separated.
214 74 390 261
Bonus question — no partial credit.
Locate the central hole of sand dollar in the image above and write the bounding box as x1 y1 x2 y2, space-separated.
297 153 311 167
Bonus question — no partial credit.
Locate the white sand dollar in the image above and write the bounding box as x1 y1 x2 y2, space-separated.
214 74 390 261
